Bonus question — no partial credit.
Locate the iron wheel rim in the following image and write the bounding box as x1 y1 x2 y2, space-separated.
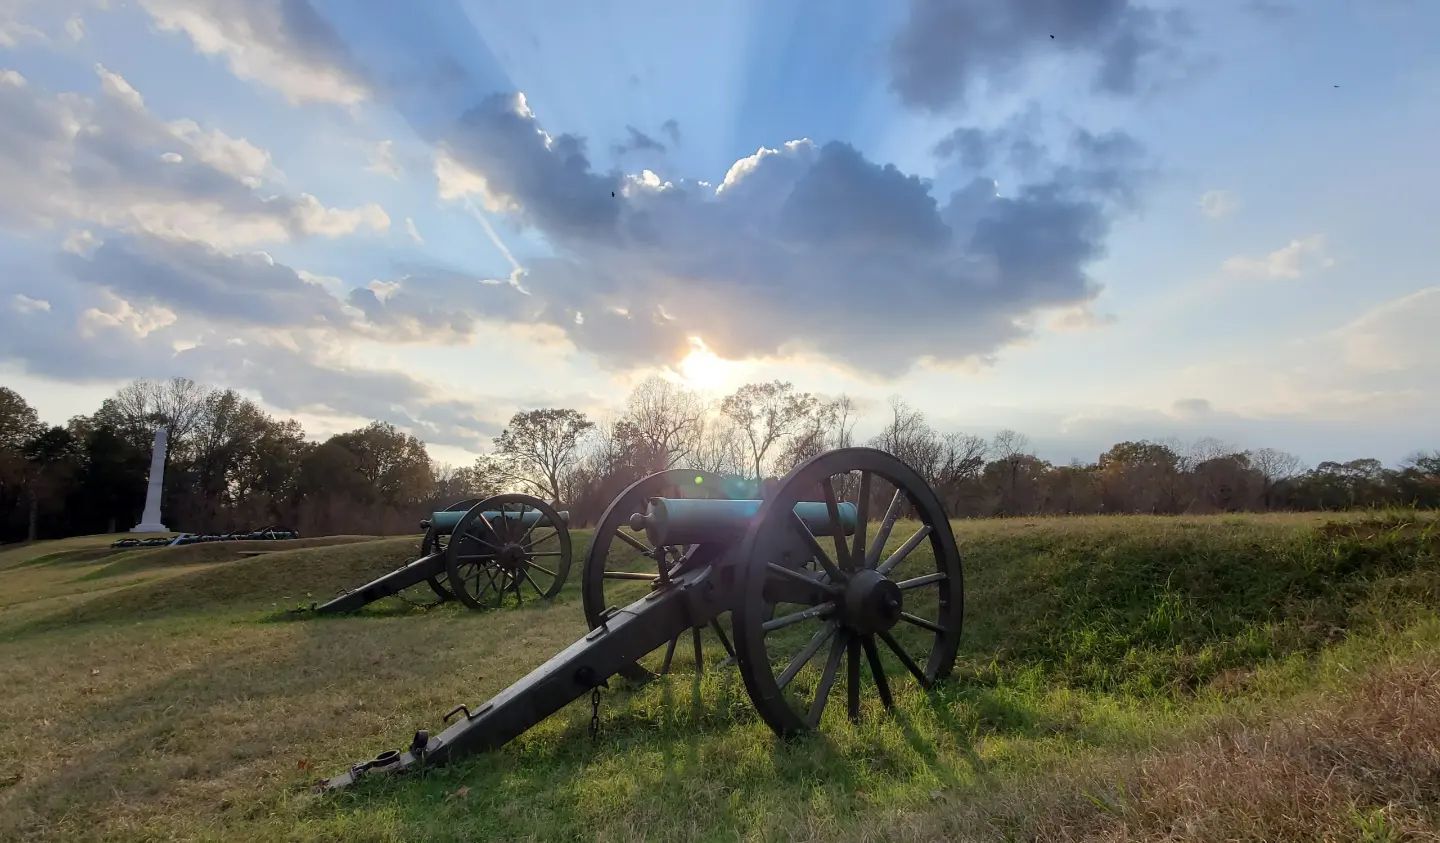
732 447 964 737
446 494 572 611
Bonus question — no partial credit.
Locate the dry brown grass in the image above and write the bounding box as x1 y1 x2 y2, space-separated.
896 655 1440 842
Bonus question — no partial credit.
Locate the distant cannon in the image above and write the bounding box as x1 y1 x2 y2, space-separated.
322 448 963 789
315 494 572 614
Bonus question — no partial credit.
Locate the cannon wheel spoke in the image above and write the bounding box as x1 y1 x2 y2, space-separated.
805 631 848 726
863 634 893 709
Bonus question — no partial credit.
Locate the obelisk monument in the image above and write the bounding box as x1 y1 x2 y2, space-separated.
131 426 170 533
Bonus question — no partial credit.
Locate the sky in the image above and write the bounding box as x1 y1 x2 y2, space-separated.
1 0 1436 470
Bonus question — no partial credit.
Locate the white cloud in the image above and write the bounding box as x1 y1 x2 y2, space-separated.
0 2 43 47
1198 189 1238 219
1221 235 1333 280
11 293 51 314
64 13 83 41
292 194 389 237
61 229 101 256
79 290 177 339
95 63 144 110
1335 286 1440 375
367 140 400 179
139 0 368 106
0 68 384 248
404 216 423 245
167 119 279 186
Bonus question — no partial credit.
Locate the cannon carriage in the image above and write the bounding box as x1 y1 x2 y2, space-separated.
315 494 573 614
323 447 962 788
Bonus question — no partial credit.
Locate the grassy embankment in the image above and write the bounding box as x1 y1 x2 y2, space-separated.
0 511 1436 841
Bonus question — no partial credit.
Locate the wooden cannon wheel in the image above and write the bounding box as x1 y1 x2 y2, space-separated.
420 497 481 603
445 494 572 611
581 468 752 682
732 448 965 735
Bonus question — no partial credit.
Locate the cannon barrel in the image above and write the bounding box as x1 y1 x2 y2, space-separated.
426 509 569 533
629 498 856 547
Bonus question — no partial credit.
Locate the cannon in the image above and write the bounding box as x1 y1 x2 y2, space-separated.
314 494 572 614
321 448 963 789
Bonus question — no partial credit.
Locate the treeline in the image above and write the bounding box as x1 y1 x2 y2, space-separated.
2 378 1437 543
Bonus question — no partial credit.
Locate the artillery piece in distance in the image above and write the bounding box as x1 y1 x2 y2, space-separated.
314 494 572 614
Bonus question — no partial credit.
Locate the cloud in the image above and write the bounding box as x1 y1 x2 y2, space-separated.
1170 397 1213 418
0 242 506 450
11 293 51 314
431 93 1144 374
661 118 681 146
1335 286 1440 375
138 0 369 106
61 235 356 329
366 139 400 179
890 0 1187 112
0 67 385 248
612 125 666 157
1199 189 1238 219
64 14 82 41
436 92 621 238
404 216 424 244
1222 235 1333 280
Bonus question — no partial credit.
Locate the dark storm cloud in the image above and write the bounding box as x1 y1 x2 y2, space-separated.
890 0 1186 111
776 143 949 249
438 93 620 239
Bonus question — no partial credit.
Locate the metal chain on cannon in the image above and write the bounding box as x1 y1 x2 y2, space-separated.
589 685 602 740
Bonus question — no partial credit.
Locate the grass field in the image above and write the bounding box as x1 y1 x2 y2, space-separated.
1 512 1438 841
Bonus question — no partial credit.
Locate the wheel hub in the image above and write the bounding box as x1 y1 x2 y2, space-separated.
497 543 527 573
841 569 903 634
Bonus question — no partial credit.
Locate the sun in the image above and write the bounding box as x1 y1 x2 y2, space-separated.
677 338 732 393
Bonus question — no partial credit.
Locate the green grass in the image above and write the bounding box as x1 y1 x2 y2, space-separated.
0 511 1437 841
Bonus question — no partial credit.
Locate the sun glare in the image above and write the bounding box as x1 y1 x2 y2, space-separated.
678 339 732 393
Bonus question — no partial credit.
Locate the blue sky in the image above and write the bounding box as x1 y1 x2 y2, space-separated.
1 0 1436 469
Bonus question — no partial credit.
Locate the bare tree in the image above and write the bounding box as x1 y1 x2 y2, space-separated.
492 409 596 502
870 397 942 479
690 412 748 476
620 376 705 469
719 381 821 481
1248 447 1304 509
98 377 209 453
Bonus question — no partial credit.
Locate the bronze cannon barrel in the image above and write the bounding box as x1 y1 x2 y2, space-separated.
629 498 856 547
427 509 569 533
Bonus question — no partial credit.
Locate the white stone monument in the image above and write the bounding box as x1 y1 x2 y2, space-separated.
131 426 170 533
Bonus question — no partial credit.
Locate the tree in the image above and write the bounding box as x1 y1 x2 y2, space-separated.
95 378 209 454
0 386 41 450
870 398 943 480
1097 440 1184 513
492 409 595 502
619 377 705 471
20 425 82 540
1248 447 1303 509
988 429 1036 515
327 422 435 508
720 381 821 482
